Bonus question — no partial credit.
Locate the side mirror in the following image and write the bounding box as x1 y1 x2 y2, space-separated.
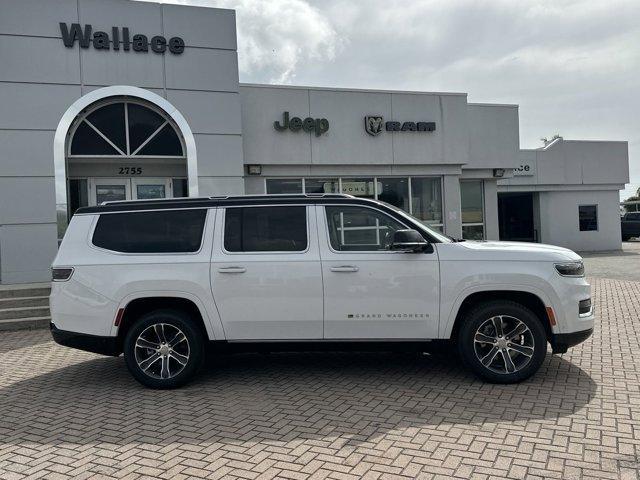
390 229 430 252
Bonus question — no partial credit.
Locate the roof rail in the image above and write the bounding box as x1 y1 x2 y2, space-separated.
207 193 354 199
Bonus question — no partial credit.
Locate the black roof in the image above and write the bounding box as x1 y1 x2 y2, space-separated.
75 193 378 214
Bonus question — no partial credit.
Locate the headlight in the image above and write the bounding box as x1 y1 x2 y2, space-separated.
555 261 584 277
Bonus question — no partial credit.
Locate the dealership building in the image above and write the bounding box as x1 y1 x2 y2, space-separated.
0 0 630 284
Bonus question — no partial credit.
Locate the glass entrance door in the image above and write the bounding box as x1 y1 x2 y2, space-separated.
89 178 131 206
131 178 172 200
88 178 174 205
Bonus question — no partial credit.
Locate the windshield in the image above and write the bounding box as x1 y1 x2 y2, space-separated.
378 201 453 243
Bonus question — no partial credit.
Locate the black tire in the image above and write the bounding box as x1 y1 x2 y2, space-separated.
124 309 204 389
457 300 547 384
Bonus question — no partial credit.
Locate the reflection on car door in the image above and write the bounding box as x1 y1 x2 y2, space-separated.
210 205 323 340
317 204 439 339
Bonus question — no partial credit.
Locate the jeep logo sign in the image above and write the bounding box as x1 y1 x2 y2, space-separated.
274 112 330 137
59 23 185 54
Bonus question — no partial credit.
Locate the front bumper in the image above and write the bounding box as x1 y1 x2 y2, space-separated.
551 328 593 354
50 323 121 356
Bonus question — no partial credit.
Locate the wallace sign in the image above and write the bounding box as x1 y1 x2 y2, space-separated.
59 23 185 54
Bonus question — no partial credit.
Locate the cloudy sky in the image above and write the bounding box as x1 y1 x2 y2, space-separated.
150 0 639 199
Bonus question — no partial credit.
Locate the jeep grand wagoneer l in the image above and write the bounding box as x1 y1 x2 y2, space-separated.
50 194 594 388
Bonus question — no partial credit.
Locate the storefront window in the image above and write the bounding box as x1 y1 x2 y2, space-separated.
265 176 445 232
304 178 339 194
410 177 443 229
340 178 376 199
378 177 409 211
266 178 303 194
461 180 484 240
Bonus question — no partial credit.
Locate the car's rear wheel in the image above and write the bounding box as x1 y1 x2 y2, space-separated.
124 309 204 389
457 301 547 383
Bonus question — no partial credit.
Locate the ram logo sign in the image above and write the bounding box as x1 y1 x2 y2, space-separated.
364 116 384 136
364 115 436 136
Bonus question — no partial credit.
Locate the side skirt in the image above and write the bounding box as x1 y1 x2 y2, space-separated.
207 339 452 354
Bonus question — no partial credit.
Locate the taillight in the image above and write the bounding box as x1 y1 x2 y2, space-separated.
51 267 74 282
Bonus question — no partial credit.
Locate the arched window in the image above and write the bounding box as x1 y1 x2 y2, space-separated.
68 100 185 157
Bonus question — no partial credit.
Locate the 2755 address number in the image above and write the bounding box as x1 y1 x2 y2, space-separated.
118 167 143 175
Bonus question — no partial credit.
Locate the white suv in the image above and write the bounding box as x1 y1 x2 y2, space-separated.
50 194 594 388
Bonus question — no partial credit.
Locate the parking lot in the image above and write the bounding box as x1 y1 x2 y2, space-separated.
1 258 639 479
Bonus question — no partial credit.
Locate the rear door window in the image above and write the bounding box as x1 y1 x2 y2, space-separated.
92 209 207 253
224 206 307 252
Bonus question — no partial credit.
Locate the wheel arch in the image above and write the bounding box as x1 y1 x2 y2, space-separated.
445 288 553 343
114 295 211 350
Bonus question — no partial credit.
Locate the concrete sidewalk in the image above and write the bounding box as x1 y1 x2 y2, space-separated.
580 241 640 282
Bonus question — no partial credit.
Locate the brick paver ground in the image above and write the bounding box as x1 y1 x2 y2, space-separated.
1 277 639 480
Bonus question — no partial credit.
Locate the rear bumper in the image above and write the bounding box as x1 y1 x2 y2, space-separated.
551 328 593 354
50 323 121 356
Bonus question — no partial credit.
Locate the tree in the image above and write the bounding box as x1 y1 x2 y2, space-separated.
622 186 640 213
540 133 561 146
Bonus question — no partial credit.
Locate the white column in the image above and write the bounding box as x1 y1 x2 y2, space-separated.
443 175 462 238
483 179 499 240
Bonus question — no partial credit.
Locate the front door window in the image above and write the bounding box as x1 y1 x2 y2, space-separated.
325 205 405 251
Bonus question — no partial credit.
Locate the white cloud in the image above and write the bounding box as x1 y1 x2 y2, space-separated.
146 0 344 83
231 0 344 83
142 0 640 198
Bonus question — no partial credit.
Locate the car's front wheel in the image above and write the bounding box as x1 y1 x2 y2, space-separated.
123 309 204 389
458 301 547 383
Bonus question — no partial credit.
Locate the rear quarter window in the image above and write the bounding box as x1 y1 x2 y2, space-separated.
92 209 207 253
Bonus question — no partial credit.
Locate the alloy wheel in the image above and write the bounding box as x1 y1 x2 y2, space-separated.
134 323 190 380
473 315 535 374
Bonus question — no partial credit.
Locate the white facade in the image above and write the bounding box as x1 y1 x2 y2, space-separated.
0 0 630 284
499 138 629 251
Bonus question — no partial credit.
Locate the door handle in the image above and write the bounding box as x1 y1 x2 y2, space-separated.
330 265 359 273
218 266 246 273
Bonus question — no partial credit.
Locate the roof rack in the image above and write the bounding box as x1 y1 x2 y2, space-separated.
103 193 354 206
207 193 354 200
78 193 367 215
